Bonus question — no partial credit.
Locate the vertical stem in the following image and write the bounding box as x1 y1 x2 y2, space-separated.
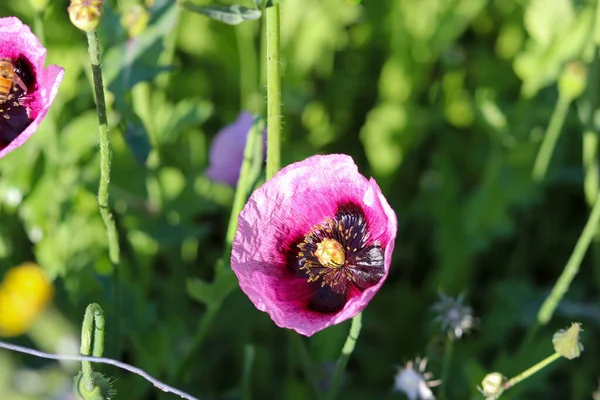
588 0 600 292
537 193 600 324
175 304 219 380
439 335 454 400
241 344 256 400
265 5 282 180
583 127 599 206
532 94 571 182
86 30 121 357
173 118 264 381
86 31 120 265
33 12 45 44
236 22 259 112
225 117 265 248
327 313 363 400
291 333 324 400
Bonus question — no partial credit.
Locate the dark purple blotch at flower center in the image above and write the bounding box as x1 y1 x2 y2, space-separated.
0 55 36 149
287 202 385 314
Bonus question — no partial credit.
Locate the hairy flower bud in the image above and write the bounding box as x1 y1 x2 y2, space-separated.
478 372 505 398
68 0 104 33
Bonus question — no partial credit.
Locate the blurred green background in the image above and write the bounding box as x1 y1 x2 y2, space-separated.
1 0 600 399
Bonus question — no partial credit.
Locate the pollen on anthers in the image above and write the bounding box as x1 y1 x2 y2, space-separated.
297 216 363 288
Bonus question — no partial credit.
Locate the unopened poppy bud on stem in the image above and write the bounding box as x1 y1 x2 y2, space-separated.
478 372 505 399
68 0 104 33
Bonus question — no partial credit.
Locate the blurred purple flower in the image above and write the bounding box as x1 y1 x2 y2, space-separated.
206 111 265 186
231 154 397 336
0 17 64 158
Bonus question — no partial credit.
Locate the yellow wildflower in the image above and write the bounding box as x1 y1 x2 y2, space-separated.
0 263 53 337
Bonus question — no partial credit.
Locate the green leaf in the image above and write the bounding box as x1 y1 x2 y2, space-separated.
118 104 153 165
181 3 262 25
186 260 238 307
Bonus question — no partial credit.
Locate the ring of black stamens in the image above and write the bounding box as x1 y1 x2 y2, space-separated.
286 202 385 314
0 55 35 148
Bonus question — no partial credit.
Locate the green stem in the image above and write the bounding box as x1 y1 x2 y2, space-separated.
291 333 324 400
241 344 255 400
439 335 454 400
174 118 264 381
537 193 600 324
583 128 599 206
583 48 600 206
503 353 561 391
86 31 120 265
236 22 260 112
86 29 121 360
327 313 363 400
588 0 600 295
532 94 571 182
225 117 265 248
265 4 282 180
80 304 106 392
33 12 45 44
174 304 219 381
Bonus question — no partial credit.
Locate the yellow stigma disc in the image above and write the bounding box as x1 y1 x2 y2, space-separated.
315 238 345 268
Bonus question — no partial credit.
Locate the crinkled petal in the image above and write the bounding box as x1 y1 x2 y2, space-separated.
231 154 397 336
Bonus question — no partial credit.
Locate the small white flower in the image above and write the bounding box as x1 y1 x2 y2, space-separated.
394 358 441 400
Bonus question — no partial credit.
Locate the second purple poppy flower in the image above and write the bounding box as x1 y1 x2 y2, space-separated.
231 154 397 336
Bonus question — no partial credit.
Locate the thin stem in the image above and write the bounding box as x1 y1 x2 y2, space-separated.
236 22 259 112
80 304 105 392
503 353 561 391
439 335 454 400
587 0 600 295
174 304 219 380
33 12 45 44
327 313 363 400
86 31 120 265
174 119 264 381
291 333 324 400
0 340 198 400
265 4 282 179
241 344 255 400
583 67 599 205
537 192 600 324
532 94 571 182
225 117 265 248
86 29 122 362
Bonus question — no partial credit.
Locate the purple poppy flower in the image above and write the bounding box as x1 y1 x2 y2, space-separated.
0 17 64 159
206 111 266 187
231 154 397 336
